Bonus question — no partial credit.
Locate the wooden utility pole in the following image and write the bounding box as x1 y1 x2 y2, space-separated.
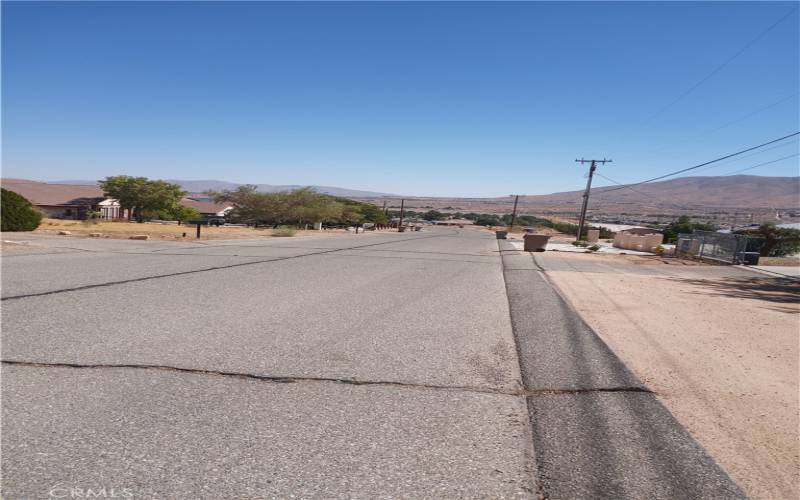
398 199 405 231
575 158 611 240
509 195 519 230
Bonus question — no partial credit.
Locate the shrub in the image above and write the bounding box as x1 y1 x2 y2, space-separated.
272 226 297 237
588 244 601 251
1 188 43 231
571 240 589 247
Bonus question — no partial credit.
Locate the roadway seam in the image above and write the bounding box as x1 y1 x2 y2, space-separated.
0 360 654 398
0 232 449 302
497 238 548 500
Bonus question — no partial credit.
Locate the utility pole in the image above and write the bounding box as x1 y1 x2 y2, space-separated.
398 199 405 231
575 158 611 240
382 199 387 215
509 195 519 230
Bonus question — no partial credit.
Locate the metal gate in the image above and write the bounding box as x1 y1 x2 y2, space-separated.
676 230 750 264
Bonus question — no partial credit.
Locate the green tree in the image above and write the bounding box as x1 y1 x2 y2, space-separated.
661 215 715 243
473 214 502 226
211 185 269 224
99 176 186 221
143 204 201 222
334 198 388 224
98 176 147 220
211 186 389 227
1 188 43 231
751 223 800 257
139 180 187 217
340 205 364 226
422 210 446 221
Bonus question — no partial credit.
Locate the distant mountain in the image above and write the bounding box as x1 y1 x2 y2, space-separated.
167 180 395 198
351 174 800 218
42 175 800 212
514 175 800 209
52 179 394 198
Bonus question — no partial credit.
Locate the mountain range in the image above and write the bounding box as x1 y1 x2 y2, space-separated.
44 175 800 214
514 175 800 210
352 175 800 217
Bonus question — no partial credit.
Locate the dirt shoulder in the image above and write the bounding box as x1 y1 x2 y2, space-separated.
537 251 799 500
32 218 360 241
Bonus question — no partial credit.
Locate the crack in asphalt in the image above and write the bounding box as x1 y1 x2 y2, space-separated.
1 360 654 398
1 232 452 302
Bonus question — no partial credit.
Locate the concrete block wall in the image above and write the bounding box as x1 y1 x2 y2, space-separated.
613 231 663 253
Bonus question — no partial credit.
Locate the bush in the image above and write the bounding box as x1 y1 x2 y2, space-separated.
588 244 601 252
1 188 43 231
473 214 503 226
272 226 296 237
662 215 714 243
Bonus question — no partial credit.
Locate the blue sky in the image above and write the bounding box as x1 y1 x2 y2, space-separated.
2 1 798 197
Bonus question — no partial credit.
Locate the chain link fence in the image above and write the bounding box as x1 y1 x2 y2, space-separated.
675 230 752 264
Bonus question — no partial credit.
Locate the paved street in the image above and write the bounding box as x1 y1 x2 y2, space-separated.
2 228 744 498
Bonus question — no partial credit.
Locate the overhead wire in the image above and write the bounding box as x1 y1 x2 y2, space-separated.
599 131 800 194
722 153 799 175
591 172 707 210
639 5 799 126
690 138 799 174
638 92 800 157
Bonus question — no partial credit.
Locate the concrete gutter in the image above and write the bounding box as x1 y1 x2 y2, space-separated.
736 264 800 280
498 240 747 499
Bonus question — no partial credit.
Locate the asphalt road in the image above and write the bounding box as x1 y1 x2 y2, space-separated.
2 228 745 498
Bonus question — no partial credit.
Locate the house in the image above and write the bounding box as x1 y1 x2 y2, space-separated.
180 197 234 217
2 179 122 219
3 179 235 221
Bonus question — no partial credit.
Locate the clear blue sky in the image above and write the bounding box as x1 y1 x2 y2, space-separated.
3 1 798 197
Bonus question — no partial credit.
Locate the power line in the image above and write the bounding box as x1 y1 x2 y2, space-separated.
640 5 798 126
722 153 799 175
592 172 707 210
697 92 799 138
690 138 799 174
601 131 800 194
640 92 800 157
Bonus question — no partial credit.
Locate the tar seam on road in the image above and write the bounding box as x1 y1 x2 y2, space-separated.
497 241 548 499
499 241 748 500
0 360 652 398
1 232 453 302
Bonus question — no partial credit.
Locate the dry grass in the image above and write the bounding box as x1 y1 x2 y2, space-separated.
34 219 349 240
